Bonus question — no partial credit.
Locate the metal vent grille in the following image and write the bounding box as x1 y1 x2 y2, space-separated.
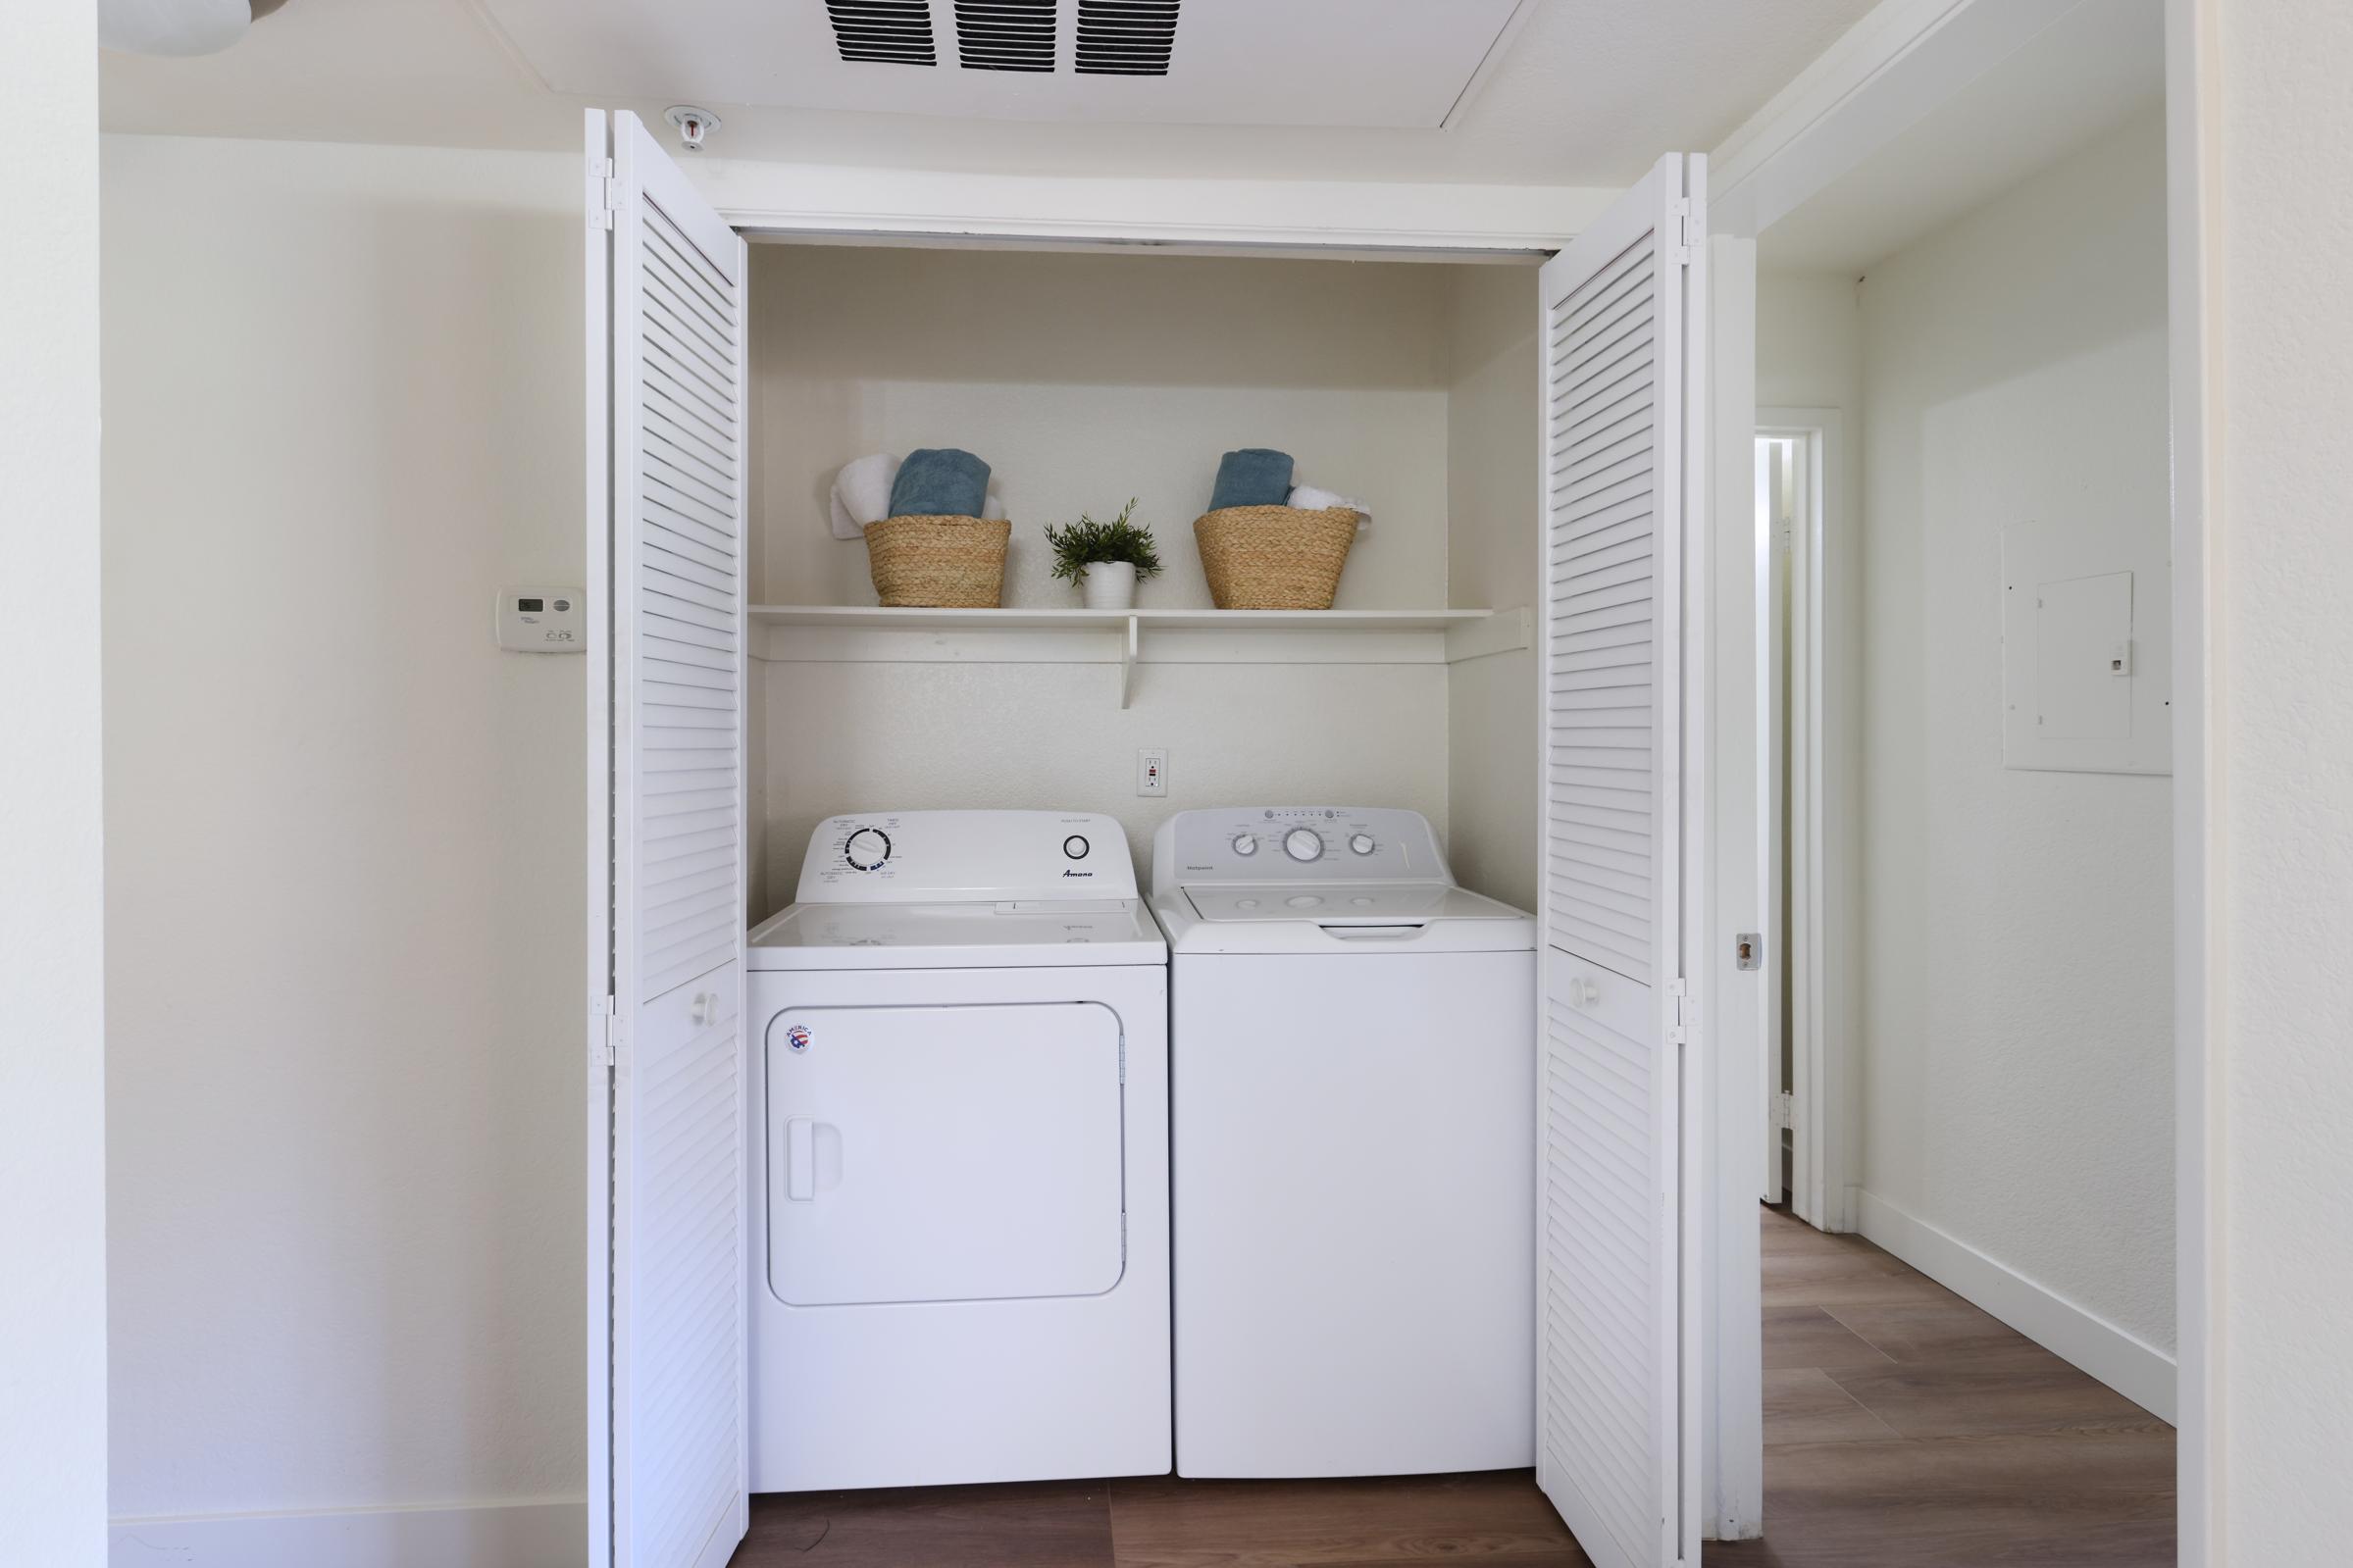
955 0 1055 72
1076 0 1179 76
826 0 937 65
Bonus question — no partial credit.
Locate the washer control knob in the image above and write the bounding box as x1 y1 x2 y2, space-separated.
1283 827 1324 863
1230 834 1258 857
844 827 892 871
1349 833 1377 855
1062 835 1090 860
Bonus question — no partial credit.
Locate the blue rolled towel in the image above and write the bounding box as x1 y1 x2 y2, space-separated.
1209 448 1295 512
889 448 992 518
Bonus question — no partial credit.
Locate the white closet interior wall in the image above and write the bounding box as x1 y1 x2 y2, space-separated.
744 244 1540 916
1441 265 1543 917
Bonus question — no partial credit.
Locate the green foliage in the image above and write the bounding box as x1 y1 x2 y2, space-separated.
1044 499 1163 583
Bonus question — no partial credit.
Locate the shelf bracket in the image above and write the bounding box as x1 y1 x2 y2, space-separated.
1119 614 1140 709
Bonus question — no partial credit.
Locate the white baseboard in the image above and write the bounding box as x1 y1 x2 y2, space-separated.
1853 1189 2177 1424
111 1497 585 1568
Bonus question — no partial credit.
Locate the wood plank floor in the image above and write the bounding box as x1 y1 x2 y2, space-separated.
731 1208 2174 1567
1710 1206 2174 1567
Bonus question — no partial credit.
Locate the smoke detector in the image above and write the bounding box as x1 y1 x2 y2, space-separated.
664 105 722 153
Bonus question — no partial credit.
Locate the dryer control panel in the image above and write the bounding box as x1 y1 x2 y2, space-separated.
1150 807 1451 893
797 810 1137 903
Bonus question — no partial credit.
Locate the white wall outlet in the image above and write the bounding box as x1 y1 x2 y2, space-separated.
1137 748 1168 797
497 586 585 653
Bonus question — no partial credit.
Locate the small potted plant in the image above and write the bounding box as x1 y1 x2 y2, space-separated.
1045 499 1163 611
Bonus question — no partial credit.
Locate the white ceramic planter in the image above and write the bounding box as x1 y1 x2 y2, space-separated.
1080 561 1138 610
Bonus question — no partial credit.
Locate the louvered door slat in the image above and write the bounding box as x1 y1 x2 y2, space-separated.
1532 153 1703 1568
593 108 748 1568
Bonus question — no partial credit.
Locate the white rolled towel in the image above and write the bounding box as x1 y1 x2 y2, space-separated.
830 453 899 539
1288 484 1371 531
982 485 1007 521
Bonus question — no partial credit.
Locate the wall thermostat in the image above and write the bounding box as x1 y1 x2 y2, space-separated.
497 586 586 653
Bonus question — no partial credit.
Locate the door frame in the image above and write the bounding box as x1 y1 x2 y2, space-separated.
683 193 1753 1540
1709 0 2222 1559
1755 410 1844 1234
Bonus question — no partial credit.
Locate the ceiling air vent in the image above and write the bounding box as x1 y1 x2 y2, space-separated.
825 0 937 66
1075 0 1179 76
954 0 1056 73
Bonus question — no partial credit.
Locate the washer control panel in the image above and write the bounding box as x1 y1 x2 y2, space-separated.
1151 806 1449 891
797 810 1136 902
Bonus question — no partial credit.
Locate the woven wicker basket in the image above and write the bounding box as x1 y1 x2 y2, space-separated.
864 515 1010 608
1194 505 1358 610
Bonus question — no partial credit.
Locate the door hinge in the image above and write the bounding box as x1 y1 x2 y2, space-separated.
592 995 624 1069
1773 1090 1794 1132
1670 198 1698 264
590 157 617 231
1666 977 1691 1045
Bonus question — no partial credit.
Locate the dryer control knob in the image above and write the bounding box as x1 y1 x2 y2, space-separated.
1282 827 1324 863
844 827 892 871
1231 834 1258 857
1349 833 1377 855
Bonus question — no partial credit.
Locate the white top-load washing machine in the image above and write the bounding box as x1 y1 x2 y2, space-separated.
748 810 1169 1492
1151 806 1537 1479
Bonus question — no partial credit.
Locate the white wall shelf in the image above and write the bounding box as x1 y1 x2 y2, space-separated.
747 605 1530 708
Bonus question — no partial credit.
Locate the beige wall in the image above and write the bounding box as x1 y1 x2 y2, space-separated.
2213 0 2353 1553
762 660 1451 901
748 245 1522 901
751 245 1451 609
1441 265 1542 913
1851 110 2174 1357
100 135 587 1524
1 2 106 1560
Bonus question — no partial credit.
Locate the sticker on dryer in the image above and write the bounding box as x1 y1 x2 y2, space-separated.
784 1025 811 1053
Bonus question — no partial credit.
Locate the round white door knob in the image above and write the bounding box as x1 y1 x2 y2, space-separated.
1283 828 1324 862
691 991 717 1026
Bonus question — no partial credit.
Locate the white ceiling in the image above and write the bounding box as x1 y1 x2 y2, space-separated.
99 0 1883 188
1760 0 2164 274
478 0 1525 129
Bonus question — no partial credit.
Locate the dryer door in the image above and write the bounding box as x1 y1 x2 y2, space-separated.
766 1001 1126 1306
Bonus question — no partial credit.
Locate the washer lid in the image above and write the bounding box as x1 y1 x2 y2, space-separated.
1168 883 1535 954
748 897 1166 971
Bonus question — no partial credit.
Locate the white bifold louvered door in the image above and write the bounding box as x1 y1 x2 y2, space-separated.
586 108 750 1568
1534 152 1705 1568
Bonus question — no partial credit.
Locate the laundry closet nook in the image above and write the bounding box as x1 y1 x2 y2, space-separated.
734 240 1546 924
588 106 1714 1568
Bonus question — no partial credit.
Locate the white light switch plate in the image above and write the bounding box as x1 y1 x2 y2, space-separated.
497 586 586 653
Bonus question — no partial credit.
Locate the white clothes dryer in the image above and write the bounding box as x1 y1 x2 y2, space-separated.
748 810 1169 1492
1152 806 1536 1479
